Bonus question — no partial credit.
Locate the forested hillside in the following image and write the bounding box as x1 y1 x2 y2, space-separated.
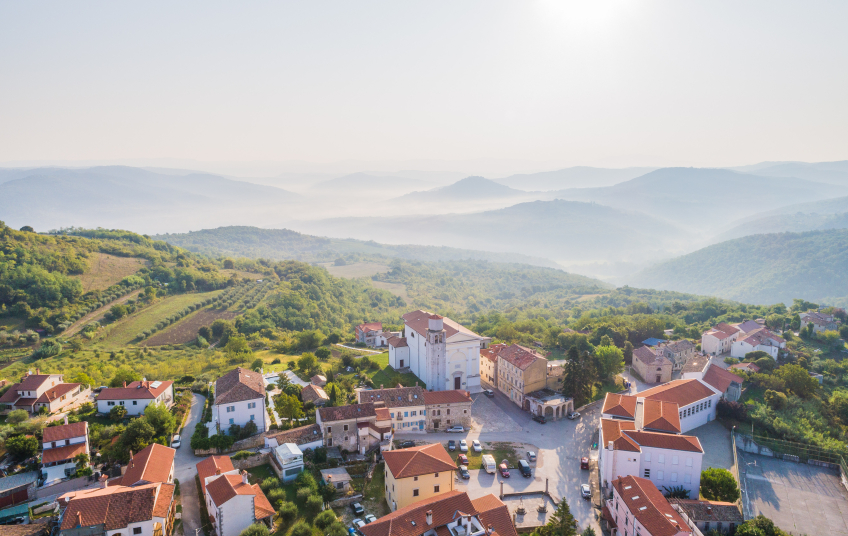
629 229 848 306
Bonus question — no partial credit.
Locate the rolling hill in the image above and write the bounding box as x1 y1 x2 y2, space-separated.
394 176 531 202
717 212 848 241
494 166 657 191
548 167 847 231
291 198 690 267
731 160 848 186
628 229 848 307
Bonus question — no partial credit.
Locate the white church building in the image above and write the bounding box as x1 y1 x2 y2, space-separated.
388 310 490 393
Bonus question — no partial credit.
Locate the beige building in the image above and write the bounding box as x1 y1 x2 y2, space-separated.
656 340 697 371
383 443 456 511
496 345 548 410
479 343 507 388
422 390 472 431
632 346 673 384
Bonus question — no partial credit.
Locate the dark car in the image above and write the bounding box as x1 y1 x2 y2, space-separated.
532 415 547 424
352 503 365 516
448 440 456 451
499 462 510 478
399 441 415 449
458 465 471 479
580 457 589 470
518 459 531 477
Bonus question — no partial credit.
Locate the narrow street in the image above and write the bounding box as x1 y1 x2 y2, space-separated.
174 393 206 536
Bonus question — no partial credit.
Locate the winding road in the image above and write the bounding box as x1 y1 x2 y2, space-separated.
174 393 206 536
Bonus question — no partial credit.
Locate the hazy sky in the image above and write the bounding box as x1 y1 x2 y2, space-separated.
1 1 846 173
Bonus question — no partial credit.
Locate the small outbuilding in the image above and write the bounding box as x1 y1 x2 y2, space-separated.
320 467 353 492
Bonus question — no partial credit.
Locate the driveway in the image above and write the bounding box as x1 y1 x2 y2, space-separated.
174 393 206 536
396 391 601 534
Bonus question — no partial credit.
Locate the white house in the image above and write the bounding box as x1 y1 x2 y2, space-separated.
605 475 694 536
197 456 275 536
0 371 90 416
357 385 427 433
700 323 740 356
730 328 785 360
263 423 323 450
213 367 267 434
272 443 305 482
800 311 838 333
96 380 175 416
639 379 722 433
600 394 705 499
41 421 89 485
388 311 490 393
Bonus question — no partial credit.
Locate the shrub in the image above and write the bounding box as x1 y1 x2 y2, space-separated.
231 450 254 460
327 522 348 536
294 470 317 490
314 509 338 530
260 477 280 493
238 524 270 536
290 522 313 536
305 494 324 516
267 487 286 504
296 487 312 503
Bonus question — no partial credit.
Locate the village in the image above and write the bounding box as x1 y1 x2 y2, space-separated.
0 307 845 536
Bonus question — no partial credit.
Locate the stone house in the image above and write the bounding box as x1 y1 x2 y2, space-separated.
422 390 472 431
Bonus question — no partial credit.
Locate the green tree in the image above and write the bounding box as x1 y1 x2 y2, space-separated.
764 389 787 410
543 497 578 536
581 529 596 536
6 435 38 459
830 390 848 423
562 347 595 407
297 352 318 371
250 358 264 371
68 371 95 387
594 344 624 381
6 409 29 424
290 521 313 536
745 351 771 362
776 364 818 398
74 452 93 476
662 485 690 499
110 367 141 387
278 501 298 526
623 341 633 365
144 402 177 438
277 393 304 423
314 509 338 530
121 417 155 453
109 405 128 421
238 524 270 536
700 468 740 502
315 347 331 360
224 335 253 364
327 522 348 536
735 515 788 536
109 304 129 319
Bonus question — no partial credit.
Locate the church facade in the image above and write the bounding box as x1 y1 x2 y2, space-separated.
387 310 490 393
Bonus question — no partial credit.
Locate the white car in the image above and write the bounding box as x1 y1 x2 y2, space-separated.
459 439 468 452
446 425 465 433
353 519 367 532
364 515 377 524
472 440 482 452
170 435 181 449
581 484 591 499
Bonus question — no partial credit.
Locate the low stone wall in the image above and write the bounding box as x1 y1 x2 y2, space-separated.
330 494 364 508
231 433 265 451
232 452 270 470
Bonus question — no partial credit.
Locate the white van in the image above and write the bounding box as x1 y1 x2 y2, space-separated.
482 455 496 474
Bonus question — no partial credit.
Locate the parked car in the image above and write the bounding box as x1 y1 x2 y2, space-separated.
458 453 469 465
499 461 510 478
527 451 536 462
472 440 482 452
399 441 415 449
518 459 532 477
170 435 181 449
353 519 367 533
581 484 591 499
365 515 377 524
567 411 581 420
580 457 589 470
448 440 456 451
532 415 547 424
447 425 465 433
352 503 365 516
459 440 468 452
483 389 494 397
458 465 471 479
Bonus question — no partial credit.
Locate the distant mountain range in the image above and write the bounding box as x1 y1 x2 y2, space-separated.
291 198 689 266
494 166 657 191
394 176 531 202
628 229 848 307
310 172 429 195
730 160 848 186
153 225 563 268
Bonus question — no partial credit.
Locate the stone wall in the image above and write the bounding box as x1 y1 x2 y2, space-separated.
232 452 270 470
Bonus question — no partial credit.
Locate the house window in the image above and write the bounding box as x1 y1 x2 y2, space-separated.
670 472 678 482
434 485 440 493
643 469 650 478
229 418 234 425
414 476 418 481
685 458 693 467
391 413 394 418
657 471 664 480
250 414 255 421
447 409 450 415
683 474 691 484
435 473 439 477
51 442 56 448
248 402 256 409
108 401 115 406
344 424 349 431
134 528 143 535
404 412 409 417
227 406 235 413
413 489 419 497
327 427 332 433
644 453 651 462
658 455 665 464
672 456 679 465
704 522 710 531
132 401 137 405
411 411 416 416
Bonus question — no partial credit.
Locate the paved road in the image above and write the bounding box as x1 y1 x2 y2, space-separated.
396 389 601 534
174 393 206 536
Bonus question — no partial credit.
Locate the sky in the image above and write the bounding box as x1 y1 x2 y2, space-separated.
1 1 847 175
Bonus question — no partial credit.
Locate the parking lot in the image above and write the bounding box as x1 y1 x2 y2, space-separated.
395 389 601 533
739 450 848 536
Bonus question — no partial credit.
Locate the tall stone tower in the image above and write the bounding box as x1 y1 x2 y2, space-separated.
426 314 448 390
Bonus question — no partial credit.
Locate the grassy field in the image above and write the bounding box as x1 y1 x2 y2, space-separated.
143 308 237 346
591 377 626 403
64 289 144 337
73 252 148 292
446 440 519 470
359 463 390 517
97 290 225 347
0 317 26 332
220 269 269 281
324 262 390 279
371 281 411 303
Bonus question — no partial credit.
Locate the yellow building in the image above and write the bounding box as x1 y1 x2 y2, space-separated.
383 443 457 511
496 345 548 410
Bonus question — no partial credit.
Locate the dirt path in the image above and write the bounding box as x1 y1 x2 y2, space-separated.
64 289 143 337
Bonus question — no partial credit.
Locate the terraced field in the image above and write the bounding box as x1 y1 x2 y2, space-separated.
73 253 148 292
143 308 236 346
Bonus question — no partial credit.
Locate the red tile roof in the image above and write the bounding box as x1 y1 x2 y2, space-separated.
42 442 88 464
402 310 481 340
97 381 173 400
624 431 703 453
264 423 322 446
122 443 175 486
668 499 743 524
44 421 88 443
252 483 275 520
36 383 81 403
641 399 681 433
600 418 639 452
383 443 457 479
0 383 21 403
319 402 377 422
359 490 477 536
715 322 740 336
18 374 54 391
196 455 235 496
388 337 408 348
471 494 519 536
497 345 545 371
613 476 692 536
739 328 785 347
602 393 637 418
59 482 171 530
639 379 717 408
423 390 472 405
206 471 273 520
301 384 329 404
215 367 265 405
357 322 383 333
481 343 508 363
359 386 426 408
153 483 175 518
729 362 760 373
701 365 741 394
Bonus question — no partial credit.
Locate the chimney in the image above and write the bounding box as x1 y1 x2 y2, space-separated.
426 510 433 525
36 368 40 375
415 382 419 387
545 478 549 494
129 450 134 468
608 441 614 451
242 470 250 484
99 474 108 488
123 381 127 388
500 481 504 498
380 384 384 389
409 392 413 402
64 415 69 425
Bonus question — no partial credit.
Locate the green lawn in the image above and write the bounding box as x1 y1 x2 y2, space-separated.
0 317 25 332
591 378 626 402
447 441 519 470
97 290 224 347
